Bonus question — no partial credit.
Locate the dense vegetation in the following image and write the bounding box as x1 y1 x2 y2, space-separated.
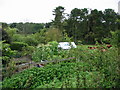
1 6 120 88
2 45 120 88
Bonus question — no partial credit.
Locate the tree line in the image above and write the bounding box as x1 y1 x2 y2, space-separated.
52 6 120 44
2 6 120 44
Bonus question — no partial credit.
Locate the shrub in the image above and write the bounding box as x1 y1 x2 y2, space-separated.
22 46 35 57
5 27 17 38
48 41 59 55
103 37 111 44
12 34 25 42
24 35 39 46
32 41 65 62
10 42 28 51
2 43 17 66
45 28 62 42
110 30 120 47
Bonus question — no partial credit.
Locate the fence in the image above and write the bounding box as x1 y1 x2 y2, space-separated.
2 57 75 74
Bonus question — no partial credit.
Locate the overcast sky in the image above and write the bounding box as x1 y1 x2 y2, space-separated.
0 0 119 23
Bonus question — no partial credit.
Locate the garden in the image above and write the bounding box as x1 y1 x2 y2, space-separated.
1 6 120 88
2 41 120 88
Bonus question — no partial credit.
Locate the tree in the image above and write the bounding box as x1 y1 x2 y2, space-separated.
103 9 117 33
10 23 17 28
2 23 11 44
70 8 81 43
5 27 17 38
63 8 118 44
9 22 45 34
53 6 65 30
86 9 104 44
45 28 62 42
65 8 89 43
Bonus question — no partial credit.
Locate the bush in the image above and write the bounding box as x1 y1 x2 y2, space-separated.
2 43 17 66
103 37 111 44
12 34 25 42
24 35 39 46
22 46 35 57
48 41 59 55
32 41 66 62
10 42 28 51
45 28 62 42
5 27 17 38
110 30 120 47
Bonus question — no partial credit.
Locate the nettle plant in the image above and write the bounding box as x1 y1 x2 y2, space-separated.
32 41 62 62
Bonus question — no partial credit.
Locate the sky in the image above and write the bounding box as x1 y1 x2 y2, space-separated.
0 0 120 23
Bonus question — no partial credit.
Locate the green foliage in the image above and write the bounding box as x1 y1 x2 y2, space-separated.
32 30 46 44
32 41 70 62
32 41 62 62
65 8 118 44
5 27 17 38
2 43 17 67
1 7 120 88
2 60 17 79
24 35 39 46
12 29 46 46
77 40 83 45
53 6 65 30
2 62 103 88
3 45 119 88
62 30 72 42
12 34 25 42
12 34 38 46
45 28 62 42
48 41 59 55
10 42 28 51
110 30 120 47
0 41 2 50
22 45 35 57
3 8 119 45
2 29 11 44
9 22 44 34
103 37 111 44
32 45 50 62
